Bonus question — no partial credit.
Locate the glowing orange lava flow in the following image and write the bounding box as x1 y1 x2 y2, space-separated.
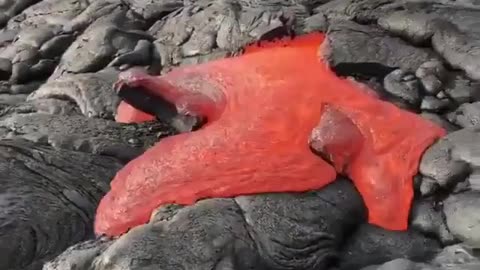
96 33 446 236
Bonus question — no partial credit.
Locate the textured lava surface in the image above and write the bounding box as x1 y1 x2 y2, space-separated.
96 33 446 236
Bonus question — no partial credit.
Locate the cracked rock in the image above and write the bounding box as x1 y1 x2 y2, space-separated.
45 179 367 270
50 6 149 78
28 68 120 119
416 60 447 96
149 1 299 70
377 7 480 81
323 20 439 77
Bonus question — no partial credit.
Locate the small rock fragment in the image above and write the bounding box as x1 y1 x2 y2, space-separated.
384 69 422 106
420 113 459 133
420 139 470 187
421 96 451 112
303 12 328 33
436 91 448 99
419 176 439 197
444 191 480 247
323 20 439 75
452 102 480 128
444 73 480 104
416 60 447 96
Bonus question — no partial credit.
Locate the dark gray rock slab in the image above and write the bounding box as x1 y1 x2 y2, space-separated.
235 178 366 270
0 139 123 269
0 0 119 84
149 0 303 71
339 224 440 270
377 6 480 81
28 68 120 119
50 6 148 79
322 20 439 77
0 113 174 162
419 136 470 188
44 179 367 270
410 199 455 245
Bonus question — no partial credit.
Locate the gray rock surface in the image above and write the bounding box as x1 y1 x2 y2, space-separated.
419 136 471 188
322 19 439 77
0 113 174 162
45 179 367 270
0 139 123 269
451 102 480 128
339 224 440 270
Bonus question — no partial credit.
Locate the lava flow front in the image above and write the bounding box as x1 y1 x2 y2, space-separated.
96 33 446 237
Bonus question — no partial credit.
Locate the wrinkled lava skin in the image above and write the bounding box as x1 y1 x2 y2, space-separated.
96 33 446 236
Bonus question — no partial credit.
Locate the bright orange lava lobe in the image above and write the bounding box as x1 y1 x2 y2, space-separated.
98 33 446 236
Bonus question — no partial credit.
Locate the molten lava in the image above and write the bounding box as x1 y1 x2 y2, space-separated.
97 33 446 236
